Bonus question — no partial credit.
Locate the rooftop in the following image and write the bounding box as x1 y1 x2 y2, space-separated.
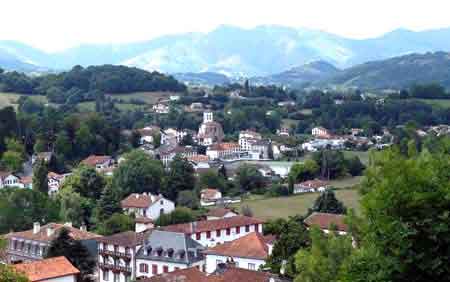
205 208 235 218
121 193 162 209
162 216 264 234
204 232 270 260
6 223 101 242
304 212 348 232
14 256 80 282
96 231 149 247
296 179 329 189
81 155 112 166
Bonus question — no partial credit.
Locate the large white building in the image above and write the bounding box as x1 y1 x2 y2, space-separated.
121 193 175 222
97 231 150 282
204 232 275 273
238 130 262 151
0 171 22 189
206 142 241 160
135 230 205 279
162 216 265 247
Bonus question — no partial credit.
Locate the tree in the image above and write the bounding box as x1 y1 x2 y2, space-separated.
112 150 164 196
96 213 134 236
164 155 195 201
58 187 93 228
155 207 195 226
357 148 450 281
289 159 319 182
62 166 105 200
307 190 347 215
0 264 29 282
234 164 265 193
241 205 253 217
294 227 353 282
176 190 199 209
345 156 365 176
95 183 122 223
0 151 23 172
312 150 347 180
198 170 226 192
266 216 311 277
32 159 49 194
45 228 95 282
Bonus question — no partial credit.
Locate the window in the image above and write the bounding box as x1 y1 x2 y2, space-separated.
160 200 164 205
140 263 148 273
160 208 164 215
248 263 256 270
245 225 250 232
226 228 230 235
216 259 223 266
102 270 109 281
216 230 221 237
163 265 169 273
254 224 259 232
125 247 130 255
196 233 201 240
113 273 119 282
206 231 211 239
152 264 158 275
236 226 240 234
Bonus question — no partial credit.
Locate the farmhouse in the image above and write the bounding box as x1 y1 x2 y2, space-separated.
81 155 114 172
293 179 329 194
0 171 22 189
304 212 348 235
121 193 175 221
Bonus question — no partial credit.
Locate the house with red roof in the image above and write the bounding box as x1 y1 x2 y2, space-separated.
162 216 264 247
81 155 114 173
203 232 275 273
14 256 80 282
200 188 223 206
304 212 349 235
293 179 329 194
121 193 175 222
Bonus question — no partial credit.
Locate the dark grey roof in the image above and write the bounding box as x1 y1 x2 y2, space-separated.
136 230 204 265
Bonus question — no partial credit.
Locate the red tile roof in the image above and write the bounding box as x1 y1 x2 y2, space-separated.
14 256 79 282
304 212 348 232
5 223 101 242
204 232 269 260
81 155 112 166
208 142 240 151
188 155 210 163
201 188 221 200
121 193 162 208
206 208 236 218
20 176 33 185
162 216 264 234
296 179 329 189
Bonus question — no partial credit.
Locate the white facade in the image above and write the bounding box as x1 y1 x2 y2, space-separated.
135 258 204 278
0 174 23 189
152 104 169 114
189 224 263 247
312 127 330 137
205 254 265 273
123 195 175 221
44 275 77 282
98 242 136 282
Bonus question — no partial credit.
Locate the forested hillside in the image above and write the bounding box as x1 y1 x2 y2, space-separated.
0 65 186 104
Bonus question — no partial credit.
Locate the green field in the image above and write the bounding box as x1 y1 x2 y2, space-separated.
342 150 370 166
0 92 48 109
106 91 177 104
414 99 450 109
232 188 360 220
77 101 148 112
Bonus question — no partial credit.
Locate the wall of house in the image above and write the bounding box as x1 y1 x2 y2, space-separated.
146 198 175 220
205 254 265 273
190 224 263 247
47 275 77 282
98 242 138 282
135 259 188 278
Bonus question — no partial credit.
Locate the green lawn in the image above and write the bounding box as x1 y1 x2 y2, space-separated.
232 188 360 220
0 92 48 109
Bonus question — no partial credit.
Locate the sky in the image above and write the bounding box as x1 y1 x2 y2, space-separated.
1 0 450 52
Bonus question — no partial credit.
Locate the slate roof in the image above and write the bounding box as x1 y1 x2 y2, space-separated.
96 231 149 247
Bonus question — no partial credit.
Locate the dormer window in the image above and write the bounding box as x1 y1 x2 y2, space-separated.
145 246 152 256
156 247 163 257
167 248 174 258
178 250 185 259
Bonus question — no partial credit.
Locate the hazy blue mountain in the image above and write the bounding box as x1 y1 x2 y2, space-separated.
324 52 450 89
252 60 340 87
3 25 450 76
173 72 231 86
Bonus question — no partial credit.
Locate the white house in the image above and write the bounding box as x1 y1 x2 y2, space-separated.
14 256 80 282
200 189 222 207
206 143 240 160
293 180 329 194
97 231 150 282
152 103 170 114
204 208 238 221
311 127 331 138
121 193 175 221
162 216 265 247
81 155 114 172
0 171 23 189
204 232 275 273
47 172 69 196
238 130 262 151
135 230 205 278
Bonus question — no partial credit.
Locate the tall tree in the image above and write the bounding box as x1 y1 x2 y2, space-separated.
94 183 122 223
32 159 49 194
307 190 347 215
96 213 134 236
45 228 95 282
164 155 195 201
62 166 105 200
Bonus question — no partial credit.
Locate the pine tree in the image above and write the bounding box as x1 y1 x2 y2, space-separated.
45 228 95 282
33 159 48 194
95 184 121 223
308 190 347 215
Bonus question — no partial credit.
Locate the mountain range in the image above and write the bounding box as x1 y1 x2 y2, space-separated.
3 25 450 77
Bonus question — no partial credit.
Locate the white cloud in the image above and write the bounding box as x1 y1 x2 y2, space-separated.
1 0 450 51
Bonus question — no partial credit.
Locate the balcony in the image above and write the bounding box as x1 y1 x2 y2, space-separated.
98 263 132 273
99 249 132 259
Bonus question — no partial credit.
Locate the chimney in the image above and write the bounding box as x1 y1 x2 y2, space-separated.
47 226 55 237
80 224 87 232
33 222 41 234
64 222 72 228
